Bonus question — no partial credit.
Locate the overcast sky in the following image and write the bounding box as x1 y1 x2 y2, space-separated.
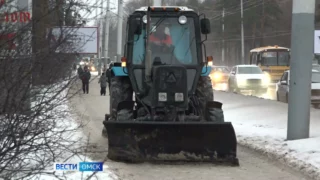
84 0 127 26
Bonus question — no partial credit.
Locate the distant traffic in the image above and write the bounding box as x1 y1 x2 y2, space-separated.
210 45 320 109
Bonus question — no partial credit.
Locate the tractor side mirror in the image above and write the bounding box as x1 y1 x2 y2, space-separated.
200 18 211 34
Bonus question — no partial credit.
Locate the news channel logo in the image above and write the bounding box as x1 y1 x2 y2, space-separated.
54 162 103 172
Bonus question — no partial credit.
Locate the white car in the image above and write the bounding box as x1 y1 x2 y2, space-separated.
228 65 270 96
276 69 320 108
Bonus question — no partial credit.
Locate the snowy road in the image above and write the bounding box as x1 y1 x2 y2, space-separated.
213 83 277 101
69 77 312 180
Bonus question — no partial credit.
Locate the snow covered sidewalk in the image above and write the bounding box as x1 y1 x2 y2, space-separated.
215 91 320 180
26 79 117 180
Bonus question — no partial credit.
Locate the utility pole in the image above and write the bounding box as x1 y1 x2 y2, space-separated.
116 0 123 62
96 0 98 19
222 8 225 64
287 0 315 140
104 0 110 65
95 0 99 74
98 0 104 75
260 0 265 46
240 0 245 64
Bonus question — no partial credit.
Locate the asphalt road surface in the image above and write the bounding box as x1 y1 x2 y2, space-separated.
69 77 311 180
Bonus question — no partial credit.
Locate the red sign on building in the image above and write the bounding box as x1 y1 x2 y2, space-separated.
0 0 5 7
0 0 31 23
4 12 31 23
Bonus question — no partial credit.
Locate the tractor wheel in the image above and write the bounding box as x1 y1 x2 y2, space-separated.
109 76 133 121
195 76 224 122
196 76 214 101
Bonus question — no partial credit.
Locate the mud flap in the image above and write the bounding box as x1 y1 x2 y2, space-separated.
104 121 239 166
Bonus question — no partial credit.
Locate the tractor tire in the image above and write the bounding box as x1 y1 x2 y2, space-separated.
109 76 133 121
205 101 225 123
196 76 214 102
195 76 224 122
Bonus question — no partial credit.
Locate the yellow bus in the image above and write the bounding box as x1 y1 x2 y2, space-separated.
249 46 290 82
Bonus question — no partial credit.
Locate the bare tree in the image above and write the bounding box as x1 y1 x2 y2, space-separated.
0 0 101 179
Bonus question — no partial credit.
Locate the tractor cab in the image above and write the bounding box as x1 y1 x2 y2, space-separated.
123 6 212 98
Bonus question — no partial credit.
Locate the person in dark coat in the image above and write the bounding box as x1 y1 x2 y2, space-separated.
98 73 107 96
81 66 91 94
77 66 83 77
102 65 107 74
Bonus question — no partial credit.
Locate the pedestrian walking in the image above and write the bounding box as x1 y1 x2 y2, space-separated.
98 73 107 96
102 65 107 74
106 66 112 92
81 66 91 94
77 65 83 77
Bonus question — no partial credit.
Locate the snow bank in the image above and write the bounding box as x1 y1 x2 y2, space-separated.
31 81 117 180
1 79 118 180
214 90 320 180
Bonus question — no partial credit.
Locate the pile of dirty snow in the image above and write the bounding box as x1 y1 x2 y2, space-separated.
215 90 320 180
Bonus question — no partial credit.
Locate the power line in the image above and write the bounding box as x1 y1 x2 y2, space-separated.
207 31 291 43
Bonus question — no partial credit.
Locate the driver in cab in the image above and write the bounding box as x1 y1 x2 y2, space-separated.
149 24 173 53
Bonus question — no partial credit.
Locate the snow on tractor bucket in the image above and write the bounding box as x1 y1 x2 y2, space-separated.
103 120 239 165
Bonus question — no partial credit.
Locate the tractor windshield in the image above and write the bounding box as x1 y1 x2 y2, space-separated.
132 17 197 65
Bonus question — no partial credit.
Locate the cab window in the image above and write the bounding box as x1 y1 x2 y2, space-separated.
132 17 197 65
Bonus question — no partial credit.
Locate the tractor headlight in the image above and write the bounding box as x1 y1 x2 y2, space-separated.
236 77 247 86
158 92 167 102
142 15 148 23
178 15 187 24
175 93 184 102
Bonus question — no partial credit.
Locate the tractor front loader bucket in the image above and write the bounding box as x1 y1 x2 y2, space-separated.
104 121 239 166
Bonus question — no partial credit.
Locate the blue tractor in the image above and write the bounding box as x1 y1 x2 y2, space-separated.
103 6 238 165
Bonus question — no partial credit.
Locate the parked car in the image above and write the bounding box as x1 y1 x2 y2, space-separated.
228 65 270 96
276 69 320 108
209 66 230 86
